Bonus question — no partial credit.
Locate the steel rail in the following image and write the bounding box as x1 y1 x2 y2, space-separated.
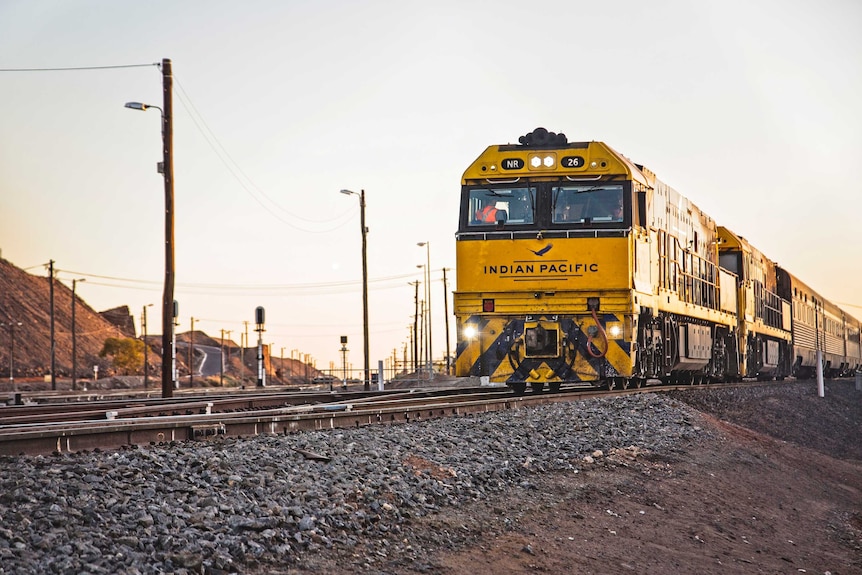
0 386 612 456
0 379 800 457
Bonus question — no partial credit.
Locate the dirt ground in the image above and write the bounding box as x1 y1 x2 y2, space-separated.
373 379 862 575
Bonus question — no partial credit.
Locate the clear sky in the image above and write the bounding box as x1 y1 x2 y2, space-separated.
1 0 861 373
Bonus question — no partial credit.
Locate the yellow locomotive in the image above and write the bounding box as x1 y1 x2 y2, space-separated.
453 127 804 393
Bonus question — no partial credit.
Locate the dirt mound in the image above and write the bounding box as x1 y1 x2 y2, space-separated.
0 258 133 379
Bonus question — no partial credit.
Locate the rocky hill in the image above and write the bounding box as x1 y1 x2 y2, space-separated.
0 258 319 385
0 257 134 379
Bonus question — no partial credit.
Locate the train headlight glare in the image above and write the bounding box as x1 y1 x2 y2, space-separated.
608 323 622 338
543 155 554 167
530 156 542 168
464 325 478 339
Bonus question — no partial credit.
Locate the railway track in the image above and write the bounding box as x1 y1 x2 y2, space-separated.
0 384 609 456
0 380 783 456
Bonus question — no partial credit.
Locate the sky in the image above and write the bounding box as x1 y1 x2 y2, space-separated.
1 0 861 374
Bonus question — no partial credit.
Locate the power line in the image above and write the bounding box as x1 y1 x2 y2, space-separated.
3 62 354 233
56 268 419 294
0 63 158 72
173 75 356 233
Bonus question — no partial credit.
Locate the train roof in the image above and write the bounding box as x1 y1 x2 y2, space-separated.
717 227 775 264
462 128 651 187
778 265 862 324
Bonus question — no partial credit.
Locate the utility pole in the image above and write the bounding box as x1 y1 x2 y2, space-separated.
49 260 56 389
189 317 194 387
71 278 85 390
142 305 150 389
124 58 174 397
419 299 426 377
418 242 432 379
171 300 178 389
223 329 232 386
161 58 175 398
410 280 419 374
242 320 250 385
220 329 226 387
359 190 370 391
442 268 451 375
407 325 414 375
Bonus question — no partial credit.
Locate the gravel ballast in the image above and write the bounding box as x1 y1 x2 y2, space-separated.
0 393 706 574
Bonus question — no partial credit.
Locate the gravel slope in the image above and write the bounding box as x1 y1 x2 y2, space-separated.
0 393 701 574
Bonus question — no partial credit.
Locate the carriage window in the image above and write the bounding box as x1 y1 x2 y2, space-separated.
552 184 624 224
468 187 535 226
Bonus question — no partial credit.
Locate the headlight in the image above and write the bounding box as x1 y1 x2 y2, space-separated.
463 325 478 339
607 323 622 338
528 153 556 170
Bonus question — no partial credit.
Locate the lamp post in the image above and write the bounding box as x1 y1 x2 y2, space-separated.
340 189 370 391
124 57 175 398
417 242 432 379
142 303 153 389
71 278 86 390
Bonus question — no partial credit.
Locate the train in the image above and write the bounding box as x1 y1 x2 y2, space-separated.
453 127 861 394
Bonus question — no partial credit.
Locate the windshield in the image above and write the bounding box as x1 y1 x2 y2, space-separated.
468 187 535 226
552 184 624 224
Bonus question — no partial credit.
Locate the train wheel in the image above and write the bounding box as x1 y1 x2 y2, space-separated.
549 382 561 393
531 382 544 394
511 383 526 396
606 379 616 391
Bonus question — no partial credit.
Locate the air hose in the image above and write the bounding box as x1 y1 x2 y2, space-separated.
586 309 609 358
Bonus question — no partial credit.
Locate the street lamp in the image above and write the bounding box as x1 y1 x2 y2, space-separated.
340 188 370 391
71 278 86 390
142 303 154 389
124 57 175 398
417 241 432 380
